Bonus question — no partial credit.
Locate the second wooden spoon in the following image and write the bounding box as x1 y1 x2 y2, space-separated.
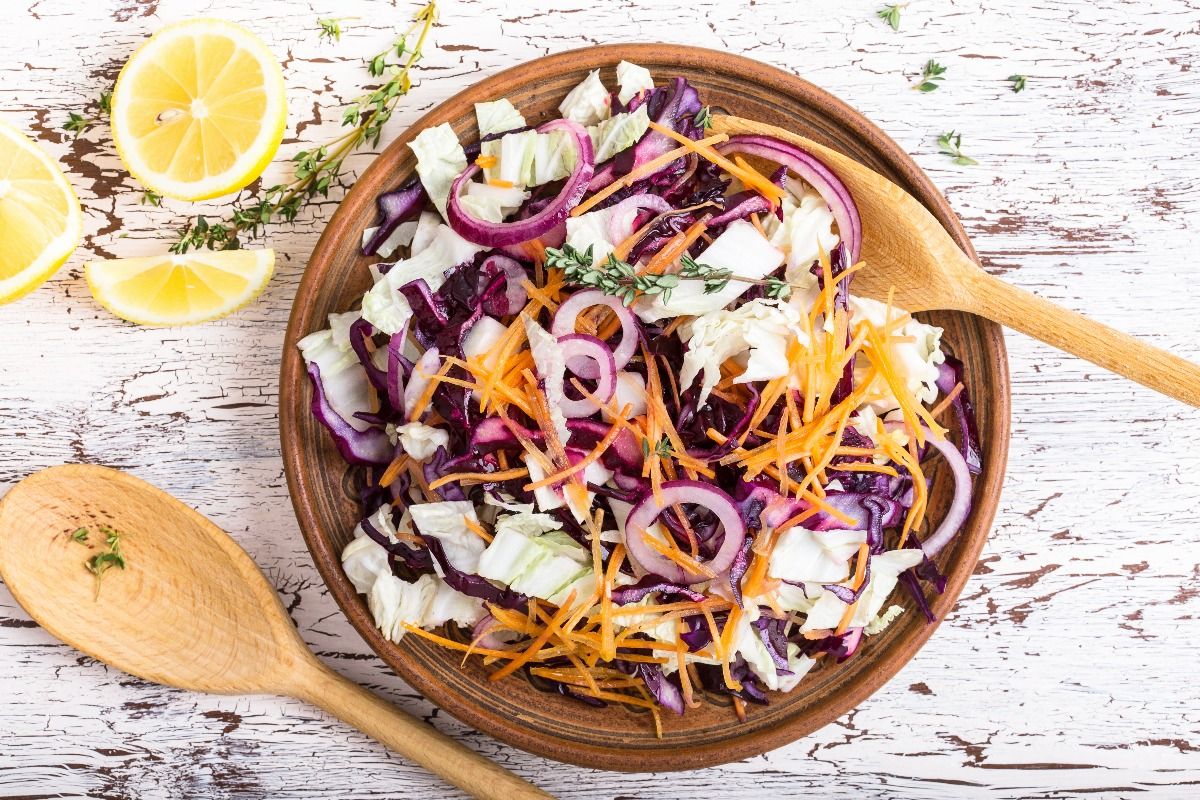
715 114 1200 407
0 464 553 800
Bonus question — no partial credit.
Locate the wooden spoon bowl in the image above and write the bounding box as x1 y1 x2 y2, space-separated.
280 44 1011 771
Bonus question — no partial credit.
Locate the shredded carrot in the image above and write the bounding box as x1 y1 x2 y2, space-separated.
647 120 785 206
749 212 767 237
463 516 494 544
930 381 964 419
407 359 454 423
639 215 710 276
475 154 498 169
379 453 411 488
487 178 515 188
427 466 529 491
661 315 691 338
571 132 731 217
489 592 577 682
401 623 558 661
524 406 631 490
520 278 561 313
850 543 870 590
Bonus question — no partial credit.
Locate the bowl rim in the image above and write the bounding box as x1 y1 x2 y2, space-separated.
280 43 1010 771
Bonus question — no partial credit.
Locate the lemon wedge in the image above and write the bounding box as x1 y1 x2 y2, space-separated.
85 249 275 326
110 18 287 201
0 118 83 304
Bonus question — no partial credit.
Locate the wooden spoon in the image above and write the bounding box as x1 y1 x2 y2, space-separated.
0 464 553 800
714 115 1200 407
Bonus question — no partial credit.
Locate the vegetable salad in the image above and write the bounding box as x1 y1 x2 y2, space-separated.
300 63 981 731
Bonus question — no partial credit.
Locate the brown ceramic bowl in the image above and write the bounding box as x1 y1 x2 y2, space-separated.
280 44 1010 771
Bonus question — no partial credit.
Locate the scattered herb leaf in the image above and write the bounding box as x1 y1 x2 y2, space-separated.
85 524 127 598
317 17 353 42
914 59 947 92
641 436 673 459
877 4 903 31
63 88 114 138
1008 74 1027 93
171 2 439 253
70 527 89 544
549 244 797 306
937 130 979 166
693 106 713 130
140 190 162 207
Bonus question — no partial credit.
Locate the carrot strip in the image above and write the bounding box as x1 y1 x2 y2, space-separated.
427 466 529 491
571 132 731 217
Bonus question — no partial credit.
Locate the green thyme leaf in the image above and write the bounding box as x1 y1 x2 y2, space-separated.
914 59 947 92
70 527 89 544
877 4 902 31
693 106 713 130
937 130 979 166
1008 74 1027 93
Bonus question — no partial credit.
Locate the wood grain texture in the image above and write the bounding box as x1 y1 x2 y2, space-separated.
713 114 1200 406
1 0 1198 797
0 465 552 800
281 46 1010 772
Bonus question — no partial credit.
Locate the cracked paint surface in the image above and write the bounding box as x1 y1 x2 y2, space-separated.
2 0 1200 797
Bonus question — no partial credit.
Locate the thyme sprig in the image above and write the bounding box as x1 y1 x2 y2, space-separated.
171 1 439 253
1008 74 1027 93
877 4 905 31
80 524 127 598
548 244 793 307
913 59 947 92
693 106 713 130
937 130 979 166
318 16 355 42
64 89 112 138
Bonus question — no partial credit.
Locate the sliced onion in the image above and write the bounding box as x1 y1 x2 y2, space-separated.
706 190 774 228
558 334 616 418
551 290 638 373
716 135 862 263
606 193 673 243
446 119 595 247
886 422 972 557
403 346 440 420
624 481 747 584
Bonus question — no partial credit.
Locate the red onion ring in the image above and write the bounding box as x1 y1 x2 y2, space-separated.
446 119 595 248
885 422 972 558
557 334 616 418
403 346 440 419
605 194 673 243
624 481 747 585
715 135 862 263
551 289 638 375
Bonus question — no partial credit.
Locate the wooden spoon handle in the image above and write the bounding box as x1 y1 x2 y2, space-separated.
966 271 1200 406
288 662 554 800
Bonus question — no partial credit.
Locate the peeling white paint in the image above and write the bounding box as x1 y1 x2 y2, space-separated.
1 0 1199 797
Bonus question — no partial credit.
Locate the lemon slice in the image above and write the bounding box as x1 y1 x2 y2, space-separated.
86 249 275 326
110 19 286 201
0 118 83 304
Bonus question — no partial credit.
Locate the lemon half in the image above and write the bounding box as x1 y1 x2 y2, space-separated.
86 249 275 326
0 118 83 304
110 18 287 201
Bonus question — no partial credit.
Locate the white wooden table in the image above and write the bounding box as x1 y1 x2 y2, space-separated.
3 0 1199 796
